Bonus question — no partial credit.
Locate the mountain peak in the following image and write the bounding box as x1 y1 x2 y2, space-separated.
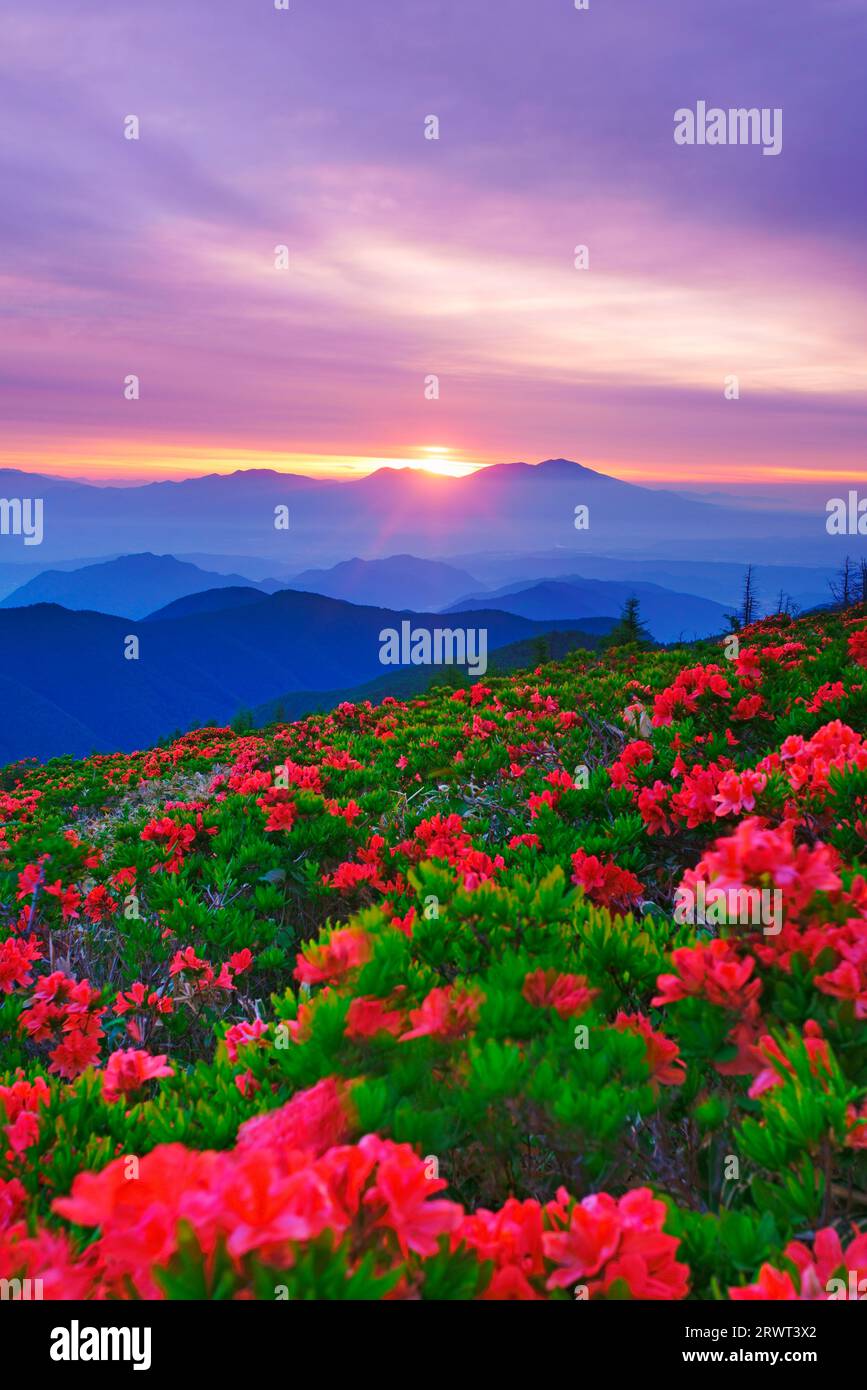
535 458 599 477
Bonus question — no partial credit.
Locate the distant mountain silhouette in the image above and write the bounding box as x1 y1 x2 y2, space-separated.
444 554 837 615
444 577 731 642
0 555 130 602
0 553 270 619
174 553 291 583
287 555 481 610
144 586 272 622
0 591 616 763
0 459 841 568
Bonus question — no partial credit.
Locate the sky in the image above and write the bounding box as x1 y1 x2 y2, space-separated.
0 0 865 491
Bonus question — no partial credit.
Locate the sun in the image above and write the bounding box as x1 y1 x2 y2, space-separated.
412 448 481 478
355 449 484 478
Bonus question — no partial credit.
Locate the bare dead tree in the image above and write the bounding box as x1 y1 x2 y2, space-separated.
739 565 759 627
829 555 855 608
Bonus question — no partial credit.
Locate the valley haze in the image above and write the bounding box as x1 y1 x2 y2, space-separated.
0 458 859 764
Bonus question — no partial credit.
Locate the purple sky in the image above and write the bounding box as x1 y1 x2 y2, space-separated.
1 0 865 490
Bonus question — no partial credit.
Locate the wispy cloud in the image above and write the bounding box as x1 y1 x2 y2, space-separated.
0 0 864 484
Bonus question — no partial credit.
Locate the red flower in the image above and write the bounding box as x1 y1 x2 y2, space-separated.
653 939 761 1014
48 1024 103 1081
459 1197 545 1295
731 694 765 720
729 1264 799 1300
345 996 404 1040
508 833 541 850
225 1017 269 1063
19 971 106 1079
362 1137 463 1257
814 960 867 1017
236 1078 354 1159
522 969 598 1019
0 1074 49 1156
680 817 841 923
83 884 119 923
747 1021 831 1098
400 985 483 1041
543 1188 689 1300
571 847 644 912
847 629 867 669
295 928 372 986
614 1012 686 1087
228 948 253 976
43 879 81 920
260 800 297 832
0 935 42 994
219 1149 340 1259
637 780 672 836
543 1195 621 1286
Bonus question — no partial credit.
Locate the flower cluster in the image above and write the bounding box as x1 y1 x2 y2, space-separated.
0 606 864 1300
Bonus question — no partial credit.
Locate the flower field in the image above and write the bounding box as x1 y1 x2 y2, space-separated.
2 607 866 1301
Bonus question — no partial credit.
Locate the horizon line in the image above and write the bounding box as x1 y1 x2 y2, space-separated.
0 455 863 494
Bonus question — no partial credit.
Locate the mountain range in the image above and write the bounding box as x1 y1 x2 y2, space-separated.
0 591 612 764
446 578 730 643
0 549 736 642
440 552 839 614
0 458 846 569
0 553 281 619
1 457 859 766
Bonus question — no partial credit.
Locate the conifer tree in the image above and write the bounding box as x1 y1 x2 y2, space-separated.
602 595 652 648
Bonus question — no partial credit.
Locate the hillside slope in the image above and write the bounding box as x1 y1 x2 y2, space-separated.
0 593 609 762
252 626 609 724
1 605 865 1301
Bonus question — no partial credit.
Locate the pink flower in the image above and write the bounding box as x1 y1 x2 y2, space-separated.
102 1049 174 1103
712 769 766 818
225 1017 269 1063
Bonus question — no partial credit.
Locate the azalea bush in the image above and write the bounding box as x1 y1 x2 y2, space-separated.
1 606 866 1299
